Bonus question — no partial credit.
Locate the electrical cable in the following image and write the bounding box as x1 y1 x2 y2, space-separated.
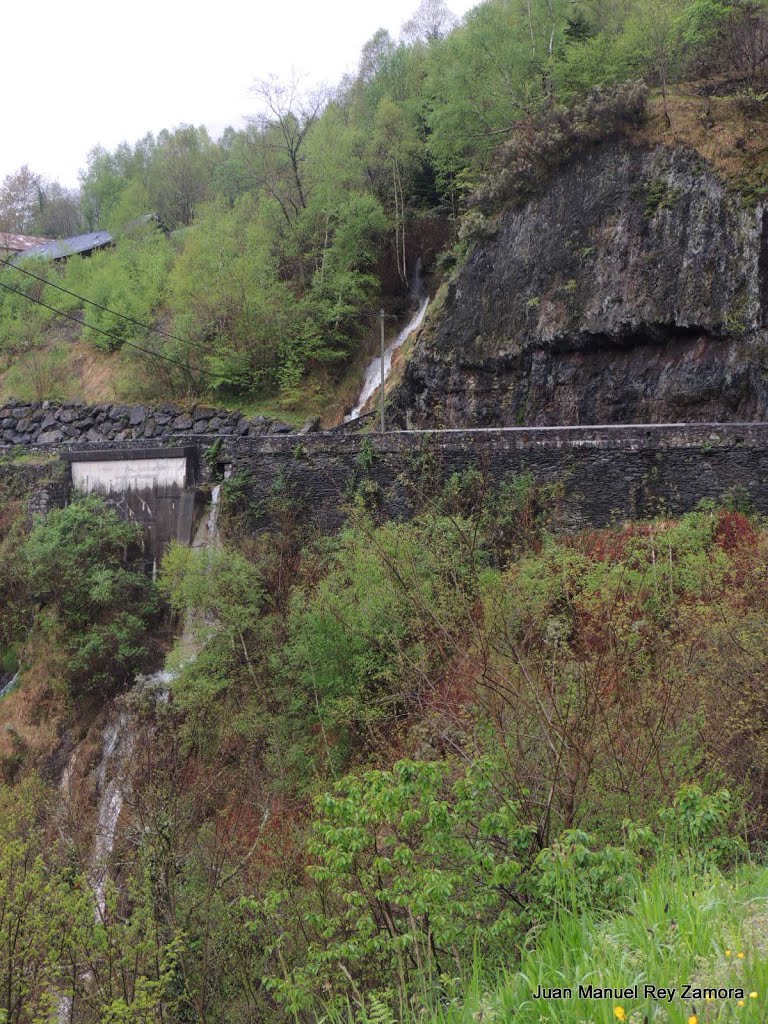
0 280 221 380
0 253 222 360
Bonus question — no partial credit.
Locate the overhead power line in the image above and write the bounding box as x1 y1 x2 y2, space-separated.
0 280 221 381
0 253 218 360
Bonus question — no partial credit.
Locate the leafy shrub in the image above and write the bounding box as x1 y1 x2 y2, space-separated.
23 496 158 695
57 233 174 351
259 757 537 1014
471 82 648 215
658 785 746 864
531 828 642 913
285 512 482 754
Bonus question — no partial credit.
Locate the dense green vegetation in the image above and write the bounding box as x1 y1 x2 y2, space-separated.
2 474 768 1020
0 0 768 1019
0 495 157 704
1 0 766 415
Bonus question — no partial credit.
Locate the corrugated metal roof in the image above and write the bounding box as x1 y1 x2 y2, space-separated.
0 232 53 253
17 231 114 261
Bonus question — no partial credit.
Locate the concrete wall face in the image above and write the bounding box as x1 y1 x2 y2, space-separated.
0 449 200 565
65 450 199 563
71 456 188 494
97 490 198 568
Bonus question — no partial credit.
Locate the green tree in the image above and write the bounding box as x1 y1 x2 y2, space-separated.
23 496 158 695
57 231 174 351
425 0 569 186
147 124 219 229
80 137 155 231
619 0 686 124
370 97 422 282
168 196 300 390
0 166 43 233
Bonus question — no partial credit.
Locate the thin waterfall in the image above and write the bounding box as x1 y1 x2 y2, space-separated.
193 484 221 548
88 485 223 906
345 265 428 423
55 485 223 1021
0 670 19 699
89 711 130 917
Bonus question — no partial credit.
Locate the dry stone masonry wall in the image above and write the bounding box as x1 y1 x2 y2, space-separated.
0 400 295 447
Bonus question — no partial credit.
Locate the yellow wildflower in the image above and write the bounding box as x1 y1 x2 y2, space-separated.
750 992 758 999
726 950 732 957
738 999 745 1007
738 952 746 959
688 1015 698 1024
614 1009 627 1022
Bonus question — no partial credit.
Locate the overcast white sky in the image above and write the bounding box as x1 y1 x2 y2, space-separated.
2 0 478 189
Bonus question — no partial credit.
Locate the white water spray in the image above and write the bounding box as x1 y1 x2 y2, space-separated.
90 712 130 917
193 484 221 548
0 671 19 699
345 296 429 423
344 259 428 422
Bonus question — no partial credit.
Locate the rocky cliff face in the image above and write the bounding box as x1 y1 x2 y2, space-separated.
391 142 768 427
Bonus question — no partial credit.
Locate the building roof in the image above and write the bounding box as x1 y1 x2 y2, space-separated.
17 231 114 261
0 232 53 254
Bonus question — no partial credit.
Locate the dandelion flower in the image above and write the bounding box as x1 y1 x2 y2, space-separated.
738 952 745 959
614 1009 627 1022
726 950 732 957
688 1015 698 1024
750 992 758 999
738 999 745 1007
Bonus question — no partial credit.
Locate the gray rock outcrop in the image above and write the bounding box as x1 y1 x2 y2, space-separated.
391 142 768 427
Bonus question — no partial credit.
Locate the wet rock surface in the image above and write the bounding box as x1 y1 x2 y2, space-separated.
391 142 768 427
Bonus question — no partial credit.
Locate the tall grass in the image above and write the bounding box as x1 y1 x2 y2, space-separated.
324 854 768 1024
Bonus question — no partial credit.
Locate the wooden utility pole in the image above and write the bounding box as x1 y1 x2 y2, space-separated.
379 308 386 432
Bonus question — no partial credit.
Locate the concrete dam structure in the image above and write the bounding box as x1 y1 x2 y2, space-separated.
60 447 200 566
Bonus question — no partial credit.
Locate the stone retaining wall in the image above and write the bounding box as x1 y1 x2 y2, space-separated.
4 421 768 533
217 423 768 531
0 456 71 520
0 400 295 447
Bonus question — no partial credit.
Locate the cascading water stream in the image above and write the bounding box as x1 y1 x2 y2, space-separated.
0 670 19 699
194 483 221 549
89 485 222 901
89 711 130 917
56 485 223 1022
344 267 428 423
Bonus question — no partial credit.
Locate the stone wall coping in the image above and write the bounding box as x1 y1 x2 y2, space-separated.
1 422 768 462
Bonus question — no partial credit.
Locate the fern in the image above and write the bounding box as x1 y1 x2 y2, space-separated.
358 992 397 1024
